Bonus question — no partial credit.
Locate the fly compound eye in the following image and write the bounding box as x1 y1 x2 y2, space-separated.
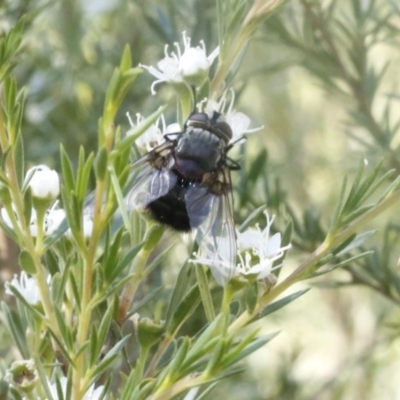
187 112 209 125
214 121 232 141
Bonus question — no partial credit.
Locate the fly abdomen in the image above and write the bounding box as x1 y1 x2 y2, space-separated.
146 190 191 231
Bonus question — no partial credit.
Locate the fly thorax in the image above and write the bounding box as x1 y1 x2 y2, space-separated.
174 128 223 178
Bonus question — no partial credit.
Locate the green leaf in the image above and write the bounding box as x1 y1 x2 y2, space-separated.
196 383 219 400
94 303 115 365
120 44 133 72
0 217 17 241
167 284 201 335
205 340 227 375
109 166 131 232
1 302 29 358
0 18 24 82
45 248 61 276
247 149 268 184
95 146 108 181
238 205 266 232
34 356 55 400
89 326 99 369
196 266 216 322
54 307 73 351
22 187 32 228
50 272 63 305
223 331 279 368
103 227 122 273
13 128 24 188
335 230 375 256
165 261 194 328
89 336 130 383
18 250 36 274
114 105 167 154
165 337 191 379
60 145 76 192
310 251 374 278
329 176 348 234
249 288 310 324
245 282 258 314
76 148 94 201
185 316 222 360
128 289 163 319
69 269 81 311
106 242 143 283
3 77 16 117
143 240 175 276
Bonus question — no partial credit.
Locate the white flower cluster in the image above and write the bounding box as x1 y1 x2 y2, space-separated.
127 90 262 154
236 212 291 280
2 165 63 237
190 211 290 284
1 165 93 238
126 112 181 152
140 31 219 94
2 165 93 305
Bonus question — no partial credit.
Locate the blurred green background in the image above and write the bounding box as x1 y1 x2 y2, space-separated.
2 0 400 399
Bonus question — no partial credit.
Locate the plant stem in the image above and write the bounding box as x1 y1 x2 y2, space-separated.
134 345 150 383
118 223 163 324
220 286 233 334
145 334 173 378
72 176 107 399
150 373 204 400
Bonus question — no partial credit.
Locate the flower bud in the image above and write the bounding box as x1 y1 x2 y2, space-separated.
133 315 164 349
5 359 38 393
27 165 60 200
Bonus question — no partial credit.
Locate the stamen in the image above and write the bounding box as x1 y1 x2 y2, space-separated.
227 88 235 115
126 111 134 127
173 42 182 58
164 44 170 58
150 80 162 95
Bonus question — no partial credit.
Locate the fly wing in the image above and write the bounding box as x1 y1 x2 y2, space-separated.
126 167 177 210
84 141 176 214
185 167 236 286
125 141 177 210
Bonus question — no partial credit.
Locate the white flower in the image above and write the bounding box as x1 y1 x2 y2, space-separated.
82 214 94 238
189 235 236 287
46 207 67 235
236 212 291 280
184 387 200 400
1 206 41 236
204 90 263 144
1 203 67 237
26 165 60 200
66 213 93 239
46 377 104 400
140 31 219 94
0 206 12 226
5 271 41 305
127 112 181 152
